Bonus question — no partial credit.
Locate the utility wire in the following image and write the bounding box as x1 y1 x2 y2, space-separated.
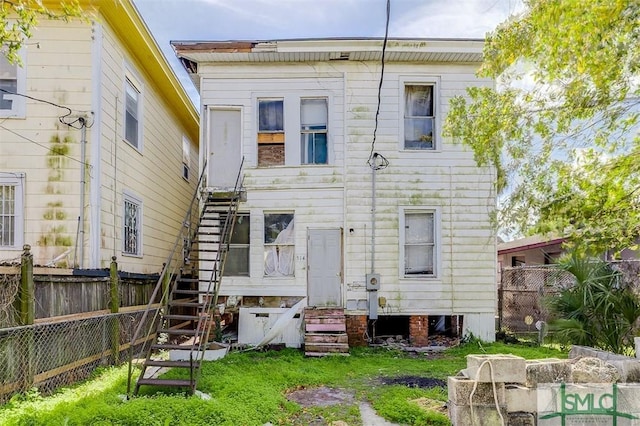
0 124 92 170
0 88 93 129
367 0 391 170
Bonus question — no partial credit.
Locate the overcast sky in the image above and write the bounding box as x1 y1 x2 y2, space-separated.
132 0 524 104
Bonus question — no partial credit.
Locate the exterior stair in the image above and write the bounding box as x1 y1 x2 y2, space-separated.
129 160 244 396
303 307 350 357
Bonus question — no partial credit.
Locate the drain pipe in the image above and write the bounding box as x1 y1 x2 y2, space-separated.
78 116 87 269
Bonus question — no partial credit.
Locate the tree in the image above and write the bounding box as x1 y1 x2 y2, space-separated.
546 252 640 355
1 0 83 64
444 0 640 255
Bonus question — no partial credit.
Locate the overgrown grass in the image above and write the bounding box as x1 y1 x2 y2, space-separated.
0 341 566 426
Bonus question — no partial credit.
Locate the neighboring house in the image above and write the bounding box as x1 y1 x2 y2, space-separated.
172 38 496 344
0 0 199 273
498 235 566 269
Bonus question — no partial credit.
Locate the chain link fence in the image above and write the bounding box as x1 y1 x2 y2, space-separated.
0 308 159 403
498 260 640 336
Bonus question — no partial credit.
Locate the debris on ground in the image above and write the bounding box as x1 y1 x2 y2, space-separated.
380 376 446 389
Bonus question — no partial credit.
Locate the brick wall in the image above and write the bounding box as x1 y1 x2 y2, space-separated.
258 143 285 166
346 314 368 347
409 315 429 346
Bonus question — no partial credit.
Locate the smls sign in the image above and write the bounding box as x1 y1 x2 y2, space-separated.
538 383 640 425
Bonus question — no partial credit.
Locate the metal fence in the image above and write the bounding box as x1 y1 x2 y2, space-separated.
498 260 640 335
0 308 159 403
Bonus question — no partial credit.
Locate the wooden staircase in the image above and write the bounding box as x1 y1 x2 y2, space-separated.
303 307 350 357
129 161 244 396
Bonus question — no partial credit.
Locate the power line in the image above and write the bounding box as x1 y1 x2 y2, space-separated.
367 0 391 170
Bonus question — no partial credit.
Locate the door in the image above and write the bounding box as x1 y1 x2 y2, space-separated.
307 228 342 306
208 108 242 188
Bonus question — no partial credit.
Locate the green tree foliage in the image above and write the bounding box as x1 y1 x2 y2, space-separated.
547 253 640 355
1 0 83 64
444 0 640 254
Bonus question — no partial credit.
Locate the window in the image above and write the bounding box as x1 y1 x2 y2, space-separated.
403 211 436 277
0 53 26 118
124 77 142 149
257 99 284 166
123 192 142 256
404 85 435 150
224 213 250 276
300 98 328 164
182 136 190 180
264 213 294 277
0 174 24 248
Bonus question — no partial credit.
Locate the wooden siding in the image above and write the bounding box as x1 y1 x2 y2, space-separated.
197 58 496 338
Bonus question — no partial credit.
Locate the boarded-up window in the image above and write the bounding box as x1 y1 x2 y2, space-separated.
224 213 250 276
258 99 285 166
404 85 435 150
300 98 328 164
264 213 294 277
404 212 435 276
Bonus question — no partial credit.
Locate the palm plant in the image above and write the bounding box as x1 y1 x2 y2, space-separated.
547 252 640 355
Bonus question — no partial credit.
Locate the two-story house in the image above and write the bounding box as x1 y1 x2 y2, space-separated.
172 38 496 346
0 0 198 274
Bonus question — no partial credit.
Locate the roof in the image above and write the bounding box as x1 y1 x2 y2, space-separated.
58 0 200 143
172 37 484 63
171 37 484 91
498 235 567 255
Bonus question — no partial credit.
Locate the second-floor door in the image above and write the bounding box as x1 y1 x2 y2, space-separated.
208 108 242 188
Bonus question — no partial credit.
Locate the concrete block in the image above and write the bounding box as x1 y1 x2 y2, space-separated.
505 385 537 413
448 402 507 426
466 354 526 384
507 412 535 426
448 376 505 406
525 358 571 387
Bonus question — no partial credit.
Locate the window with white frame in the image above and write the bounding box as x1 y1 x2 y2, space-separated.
124 77 142 149
402 210 436 277
300 98 328 164
0 174 24 248
264 213 294 277
0 53 26 118
182 136 190 180
123 192 142 256
403 84 435 150
224 213 250 276
257 99 284 166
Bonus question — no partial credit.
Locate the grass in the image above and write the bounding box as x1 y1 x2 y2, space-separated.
0 341 566 426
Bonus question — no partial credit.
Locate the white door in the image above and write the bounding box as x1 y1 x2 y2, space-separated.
208 108 242 188
307 229 342 306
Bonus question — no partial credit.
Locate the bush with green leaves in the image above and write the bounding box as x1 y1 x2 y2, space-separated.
547 252 640 355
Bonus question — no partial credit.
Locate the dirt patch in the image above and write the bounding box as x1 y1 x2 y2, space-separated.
380 376 446 389
286 386 355 407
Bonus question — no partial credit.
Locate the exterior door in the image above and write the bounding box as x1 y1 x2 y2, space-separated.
307 228 342 306
208 108 241 188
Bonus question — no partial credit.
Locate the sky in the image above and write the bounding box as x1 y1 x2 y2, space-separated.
132 0 524 104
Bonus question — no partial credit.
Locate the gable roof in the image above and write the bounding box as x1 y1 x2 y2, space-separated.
498 235 566 255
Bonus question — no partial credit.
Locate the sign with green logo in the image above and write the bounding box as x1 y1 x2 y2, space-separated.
538 383 640 425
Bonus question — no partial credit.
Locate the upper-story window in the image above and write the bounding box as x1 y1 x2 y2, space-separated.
403 84 435 150
0 53 26 118
300 98 328 164
257 99 284 166
182 136 190 181
124 75 143 150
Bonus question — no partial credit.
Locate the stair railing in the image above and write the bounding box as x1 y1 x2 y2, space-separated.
191 158 244 361
126 159 208 397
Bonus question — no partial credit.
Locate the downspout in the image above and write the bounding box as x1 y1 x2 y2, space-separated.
78 117 87 268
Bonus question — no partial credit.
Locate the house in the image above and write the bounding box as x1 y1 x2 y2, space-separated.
171 38 497 346
0 0 199 274
498 235 566 269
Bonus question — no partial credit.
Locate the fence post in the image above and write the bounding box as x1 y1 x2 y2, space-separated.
110 256 120 363
19 244 34 325
19 244 35 391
